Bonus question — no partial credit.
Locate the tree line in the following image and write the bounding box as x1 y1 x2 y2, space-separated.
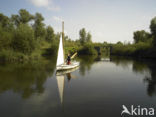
0 9 64 62
2 8 154 61
0 9 98 62
111 16 156 58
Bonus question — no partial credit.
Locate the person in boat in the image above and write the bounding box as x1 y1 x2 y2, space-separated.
67 53 71 65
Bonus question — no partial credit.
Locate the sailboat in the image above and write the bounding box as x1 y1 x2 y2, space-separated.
56 22 79 71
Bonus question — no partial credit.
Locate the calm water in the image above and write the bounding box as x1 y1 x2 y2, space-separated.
0 56 156 117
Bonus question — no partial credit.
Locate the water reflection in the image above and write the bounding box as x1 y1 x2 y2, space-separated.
144 63 156 96
0 55 156 117
77 55 97 76
56 67 79 105
56 75 64 104
111 56 156 97
0 58 56 99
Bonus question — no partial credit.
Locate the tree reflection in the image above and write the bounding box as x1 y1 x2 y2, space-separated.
77 55 97 76
143 63 156 96
0 58 56 99
132 60 156 97
110 56 133 69
111 56 156 97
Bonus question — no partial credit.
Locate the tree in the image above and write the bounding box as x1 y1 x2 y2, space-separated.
11 9 33 27
19 9 34 24
0 13 10 28
11 14 20 27
0 25 13 50
116 41 123 45
133 30 150 43
45 26 55 42
79 28 86 45
12 24 36 54
86 32 92 43
150 17 156 46
79 28 93 45
33 13 46 39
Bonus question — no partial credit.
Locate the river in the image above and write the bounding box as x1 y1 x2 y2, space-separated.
0 56 156 117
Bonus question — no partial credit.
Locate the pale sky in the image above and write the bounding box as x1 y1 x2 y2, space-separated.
0 0 156 43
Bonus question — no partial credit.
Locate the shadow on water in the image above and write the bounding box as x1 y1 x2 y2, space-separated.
111 56 156 97
0 57 56 99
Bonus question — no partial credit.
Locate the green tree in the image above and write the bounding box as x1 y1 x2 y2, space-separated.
33 13 46 39
0 25 13 50
116 41 123 45
79 28 86 45
0 13 10 28
78 44 97 55
45 26 55 42
18 9 34 24
11 14 20 27
150 17 156 46
86 32 92 43
12 24 36 54
133 30 150 43
11 9 33 27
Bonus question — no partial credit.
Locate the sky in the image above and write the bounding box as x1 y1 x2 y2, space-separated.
0 0 156 43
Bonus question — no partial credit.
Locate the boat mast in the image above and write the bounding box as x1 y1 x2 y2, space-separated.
62 21 65 61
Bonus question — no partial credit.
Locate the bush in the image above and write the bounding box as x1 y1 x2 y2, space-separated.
78 44 97 55
42 43 58 56
0 49 25 62
111 42 152 57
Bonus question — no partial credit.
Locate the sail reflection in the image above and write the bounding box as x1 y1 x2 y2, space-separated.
56 75 65 104
56 67 79 105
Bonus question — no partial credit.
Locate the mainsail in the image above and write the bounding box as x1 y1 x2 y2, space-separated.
56 36 64 66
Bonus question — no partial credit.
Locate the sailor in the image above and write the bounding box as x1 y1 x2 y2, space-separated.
67 53 71 65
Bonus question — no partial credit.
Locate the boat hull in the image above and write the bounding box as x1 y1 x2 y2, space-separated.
56 67 79 76
56 62 79 71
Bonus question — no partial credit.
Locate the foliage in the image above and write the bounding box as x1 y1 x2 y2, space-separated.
79 28 86 45
12 24 36 54
78 44 97 55
133 30 151 43
0 13 10 28
18 9 34 24
0 25 13 50
111 16 156 59
45 26 55 42
79 28 92 45
111 41 153 57
150 17 156 46
33 13 46 39
86 32 92 43
0 9 59 62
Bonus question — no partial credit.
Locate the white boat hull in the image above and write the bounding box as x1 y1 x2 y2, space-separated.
56 62 79 71
56 67 79 76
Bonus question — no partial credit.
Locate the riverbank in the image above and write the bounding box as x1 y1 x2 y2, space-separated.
110 44 156 59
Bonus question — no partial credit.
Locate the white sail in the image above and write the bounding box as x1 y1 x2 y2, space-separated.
56 36 64 66
56 75 64 104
